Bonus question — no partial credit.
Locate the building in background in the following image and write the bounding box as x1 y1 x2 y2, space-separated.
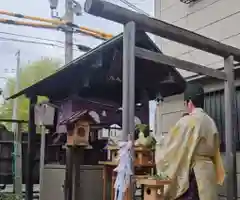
154 0 240 77
154 1 240 198
153 0 240 147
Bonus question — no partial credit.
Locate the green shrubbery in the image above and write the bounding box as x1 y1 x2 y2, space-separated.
0 193 21 200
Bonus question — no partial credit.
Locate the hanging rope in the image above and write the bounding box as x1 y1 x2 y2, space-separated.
113 141 133 200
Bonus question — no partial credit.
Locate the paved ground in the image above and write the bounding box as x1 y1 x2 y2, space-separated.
2 184 39 192
1 185 40 199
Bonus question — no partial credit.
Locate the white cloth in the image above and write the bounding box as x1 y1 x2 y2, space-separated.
114 141 133 200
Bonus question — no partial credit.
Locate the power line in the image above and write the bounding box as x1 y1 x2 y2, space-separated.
0 36 63 47
0 36 80 51
0 32 93 52
0 10 113 40
118 0 150 16
0 31 65 45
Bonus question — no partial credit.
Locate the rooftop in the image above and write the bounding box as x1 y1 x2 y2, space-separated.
8 31 186 103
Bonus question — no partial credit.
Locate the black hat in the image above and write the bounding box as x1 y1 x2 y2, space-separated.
184 83 204 101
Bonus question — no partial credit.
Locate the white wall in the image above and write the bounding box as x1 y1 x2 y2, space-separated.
154 0 240 77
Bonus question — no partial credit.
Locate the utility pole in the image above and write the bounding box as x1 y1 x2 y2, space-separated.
64 2 74 200
39 110 46 200
47 2 80 200
12 50 22 199
12 50 20 131
65 0 74 64
49 0 82 63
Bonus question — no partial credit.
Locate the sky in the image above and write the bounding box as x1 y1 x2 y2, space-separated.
0 0 156 128
0 0 154 83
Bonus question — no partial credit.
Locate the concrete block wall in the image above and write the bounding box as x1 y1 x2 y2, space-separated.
154 0 240 77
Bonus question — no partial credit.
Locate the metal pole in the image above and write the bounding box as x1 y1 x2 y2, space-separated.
64 2 74 199
122 21 136 200
12 50 22 198
15 123 22 199
65 0 74 64
12 50 20 130
224 55 237 200
39 125 46 200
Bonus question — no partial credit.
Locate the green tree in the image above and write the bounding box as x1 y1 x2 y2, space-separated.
0 58 61 130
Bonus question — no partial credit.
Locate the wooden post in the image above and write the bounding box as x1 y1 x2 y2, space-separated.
224 55 237 200
39 125 46 200
26 96 37 200
72 147 84 200
65 147 73 200
123 21 136 200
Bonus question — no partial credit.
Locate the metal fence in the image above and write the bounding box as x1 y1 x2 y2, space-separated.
204 87 240 151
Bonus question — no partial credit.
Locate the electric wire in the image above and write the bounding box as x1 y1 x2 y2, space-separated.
118 0 150 16
0 17 110 41
0 36 80 52
0 10 113 40
0 31 93 52
0 31 65 45
0 29 101 51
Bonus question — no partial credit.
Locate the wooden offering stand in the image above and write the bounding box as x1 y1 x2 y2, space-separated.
111 175 149 200
137 178 171 200
100 145 155 200
106 145 155 165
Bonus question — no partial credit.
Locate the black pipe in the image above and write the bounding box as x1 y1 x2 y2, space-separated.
26 96 37 200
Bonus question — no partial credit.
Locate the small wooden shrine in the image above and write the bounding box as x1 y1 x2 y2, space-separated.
106 124 155 165
60 110 100 147
106 145 154 166
137 178 171 200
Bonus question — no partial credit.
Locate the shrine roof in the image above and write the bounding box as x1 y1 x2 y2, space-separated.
7 31 186 103
59 110 100 125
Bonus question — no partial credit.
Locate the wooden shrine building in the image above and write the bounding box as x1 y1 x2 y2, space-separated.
7 30 186 200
